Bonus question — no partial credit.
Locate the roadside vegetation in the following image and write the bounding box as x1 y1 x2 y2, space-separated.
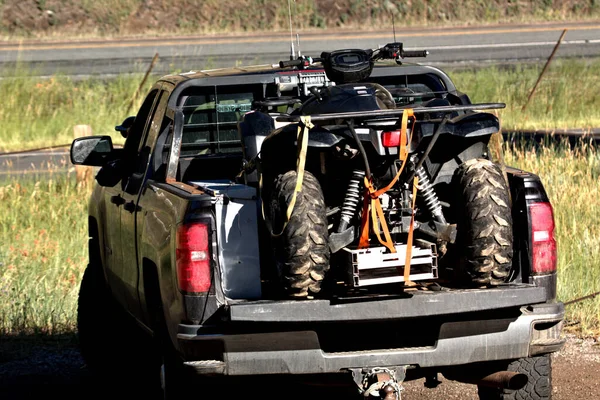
1 56 599 337
1 0 599 39
0 142 598 336
1 58 600 152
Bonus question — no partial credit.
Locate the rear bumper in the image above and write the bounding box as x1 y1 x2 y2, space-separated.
176 289 564 376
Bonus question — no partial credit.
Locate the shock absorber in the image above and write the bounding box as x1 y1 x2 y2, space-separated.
414 165 447 224
337 170 365 233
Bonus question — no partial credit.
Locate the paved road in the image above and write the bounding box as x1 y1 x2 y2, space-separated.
0 149 71 181
1 22 600 76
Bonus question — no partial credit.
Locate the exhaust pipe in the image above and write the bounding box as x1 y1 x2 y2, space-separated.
476 371 528 390
446 370 528 390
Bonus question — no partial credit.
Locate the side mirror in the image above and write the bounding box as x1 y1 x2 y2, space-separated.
70 135 115 166
115 116 136 138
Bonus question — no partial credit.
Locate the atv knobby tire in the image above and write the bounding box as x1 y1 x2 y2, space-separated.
269 170 330 299
478 355 553 400
454 158 513 286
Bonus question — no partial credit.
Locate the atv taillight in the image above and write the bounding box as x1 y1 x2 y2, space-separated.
176 222 211 293
529 202 557 274
381 130 402 147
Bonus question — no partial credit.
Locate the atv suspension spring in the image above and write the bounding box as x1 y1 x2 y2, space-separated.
414 166 447 224
338 170 365 233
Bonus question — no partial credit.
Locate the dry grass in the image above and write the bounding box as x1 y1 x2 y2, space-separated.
2 0 599 39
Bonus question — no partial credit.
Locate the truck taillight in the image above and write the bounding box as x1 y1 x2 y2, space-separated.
529 202 557 274
381 130 401 147
176 222 211 293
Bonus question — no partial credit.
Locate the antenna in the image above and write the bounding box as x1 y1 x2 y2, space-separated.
296 33 301 57
392 13 397 42
288 0 295 60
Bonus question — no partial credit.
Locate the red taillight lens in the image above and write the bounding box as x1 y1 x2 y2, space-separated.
381 130 402 147
176 222 211 293
529 202 557 274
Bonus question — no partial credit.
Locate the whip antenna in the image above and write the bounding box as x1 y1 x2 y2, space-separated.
288 0 295 60
392 13 397 42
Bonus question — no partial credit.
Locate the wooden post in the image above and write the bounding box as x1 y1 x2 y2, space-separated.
74 124 93 185
522 29 568 112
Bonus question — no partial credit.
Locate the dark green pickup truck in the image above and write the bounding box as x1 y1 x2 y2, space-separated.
70 55 563 399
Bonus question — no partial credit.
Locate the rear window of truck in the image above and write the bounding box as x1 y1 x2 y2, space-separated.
179 86 257 156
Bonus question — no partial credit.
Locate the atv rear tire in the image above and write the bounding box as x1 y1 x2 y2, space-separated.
454 158 513 286
269 170 330 299
477 355 553 400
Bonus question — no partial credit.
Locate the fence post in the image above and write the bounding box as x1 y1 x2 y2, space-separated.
73 124 93 185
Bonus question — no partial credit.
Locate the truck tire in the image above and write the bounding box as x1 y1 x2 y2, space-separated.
77 261 158 389
77 262 123 376
269 170 330 298
453 158 513 286
478 355 553 400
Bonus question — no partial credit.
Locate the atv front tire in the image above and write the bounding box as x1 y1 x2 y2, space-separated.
478 355 553 400
454 158 513 286
269 170 330 299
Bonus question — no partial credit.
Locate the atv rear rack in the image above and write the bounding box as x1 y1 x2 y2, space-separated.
344 241 438 287
276 102 506 123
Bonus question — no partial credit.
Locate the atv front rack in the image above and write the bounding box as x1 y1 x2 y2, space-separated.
276 102 506 123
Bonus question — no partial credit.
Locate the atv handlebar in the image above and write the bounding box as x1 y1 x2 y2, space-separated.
277 42 428 71
401 50 430 58
279 57 323 69
279 59 303 68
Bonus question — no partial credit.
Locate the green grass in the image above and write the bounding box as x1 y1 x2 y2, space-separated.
2 59 600 152
0 177 91 335
0 143 599 336
0 68 153 152
448 59 600 130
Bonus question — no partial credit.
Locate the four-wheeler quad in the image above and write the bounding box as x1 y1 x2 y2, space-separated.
240 42 513 299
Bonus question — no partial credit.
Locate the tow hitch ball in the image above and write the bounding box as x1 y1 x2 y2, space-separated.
351 367 406 400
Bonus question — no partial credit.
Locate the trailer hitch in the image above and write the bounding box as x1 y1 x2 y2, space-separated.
351 366 407 399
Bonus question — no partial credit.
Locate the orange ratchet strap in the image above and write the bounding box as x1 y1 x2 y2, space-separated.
358 109 415 253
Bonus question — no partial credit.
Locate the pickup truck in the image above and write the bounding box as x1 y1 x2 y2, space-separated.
70 59 564 400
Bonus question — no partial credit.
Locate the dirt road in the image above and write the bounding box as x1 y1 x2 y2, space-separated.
403 334 600 399
0 334 598 399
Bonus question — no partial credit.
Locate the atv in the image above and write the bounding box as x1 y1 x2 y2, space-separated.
239 42 513 299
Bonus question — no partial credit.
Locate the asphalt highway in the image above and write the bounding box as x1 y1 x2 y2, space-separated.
1 22 600 76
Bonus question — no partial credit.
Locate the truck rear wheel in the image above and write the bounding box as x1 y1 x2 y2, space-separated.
478 355 553 400
77 260 159 390
269 170 330 299
453 158 513 286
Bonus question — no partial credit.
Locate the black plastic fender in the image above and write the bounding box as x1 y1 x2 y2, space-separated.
414 112 500 144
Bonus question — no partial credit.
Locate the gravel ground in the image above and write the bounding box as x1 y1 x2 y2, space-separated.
0 334 598 399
